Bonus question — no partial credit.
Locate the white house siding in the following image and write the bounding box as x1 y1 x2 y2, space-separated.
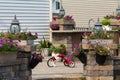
62 0 120 27
0 0 50 43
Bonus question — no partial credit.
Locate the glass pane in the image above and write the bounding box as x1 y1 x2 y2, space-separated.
56 1 60 10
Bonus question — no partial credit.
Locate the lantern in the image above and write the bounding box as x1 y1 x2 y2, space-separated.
94 18 103 32
10 15 21 34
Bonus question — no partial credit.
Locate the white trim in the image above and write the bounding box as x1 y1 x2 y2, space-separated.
50 0 52 22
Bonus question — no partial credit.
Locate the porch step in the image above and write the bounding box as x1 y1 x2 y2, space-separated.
35 77 84 80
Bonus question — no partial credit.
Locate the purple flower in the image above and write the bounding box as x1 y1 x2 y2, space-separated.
28 32 32 35
35 32 38 38
8 37 13 42
0 44 2 48
73 44 79 49
0 39 6 44
1 39 6 43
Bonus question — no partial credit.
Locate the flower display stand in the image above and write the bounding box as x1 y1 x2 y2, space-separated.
50 19 75 30
82 39 120 80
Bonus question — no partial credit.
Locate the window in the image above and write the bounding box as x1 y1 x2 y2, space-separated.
56 1 60 10
52 0 61 13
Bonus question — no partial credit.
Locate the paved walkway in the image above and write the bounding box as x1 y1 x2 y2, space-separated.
32 57 84 80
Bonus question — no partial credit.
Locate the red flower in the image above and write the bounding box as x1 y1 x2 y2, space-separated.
52 17 57 21
50 24 59 29
116 16 120 20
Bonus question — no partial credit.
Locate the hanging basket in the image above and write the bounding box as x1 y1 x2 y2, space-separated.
95 53 107 65
76 50 87 65
28 56 42 69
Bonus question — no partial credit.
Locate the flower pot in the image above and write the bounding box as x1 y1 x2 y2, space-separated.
95 53 107 65
28 56 42 69
41 48 49 57
76 50 87 65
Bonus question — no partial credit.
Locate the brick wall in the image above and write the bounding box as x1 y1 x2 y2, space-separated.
84 53 120 80
0 51 32 80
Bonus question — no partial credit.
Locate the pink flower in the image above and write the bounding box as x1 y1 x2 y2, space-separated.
53 17 57 21
50 24 59 29
73 44 79 49
0 44 2 48
65 15 72 20
116 16 120 20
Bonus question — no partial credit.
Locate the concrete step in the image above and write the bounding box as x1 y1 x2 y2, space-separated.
36 77 84 80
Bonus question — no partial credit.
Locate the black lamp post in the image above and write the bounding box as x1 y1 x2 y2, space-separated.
59 0 65 18
94 18 103 32
10 15 21 34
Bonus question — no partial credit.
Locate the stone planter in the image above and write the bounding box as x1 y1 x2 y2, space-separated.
82 39 117 49
110 19 120 26
51 19 75 25
0 52 18 65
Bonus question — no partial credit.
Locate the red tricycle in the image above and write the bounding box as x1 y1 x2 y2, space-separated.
47 52 75 68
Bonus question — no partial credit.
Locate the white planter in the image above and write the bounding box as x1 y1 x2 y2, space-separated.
102 25 112 31
41 48 49 57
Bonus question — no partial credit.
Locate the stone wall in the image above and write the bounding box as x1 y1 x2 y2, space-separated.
84 53 120 80
0 51 31 80
52 32 82 52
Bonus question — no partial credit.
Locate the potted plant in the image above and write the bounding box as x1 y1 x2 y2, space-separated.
37 37 52 56
88 41 110 65
59 44 67 55
0 38 20 64
74 44 87 66
17 32 38 45
28 52 44 69
50 24 59 30
82 30 114 49
101 19 112 31
1 31 38 45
